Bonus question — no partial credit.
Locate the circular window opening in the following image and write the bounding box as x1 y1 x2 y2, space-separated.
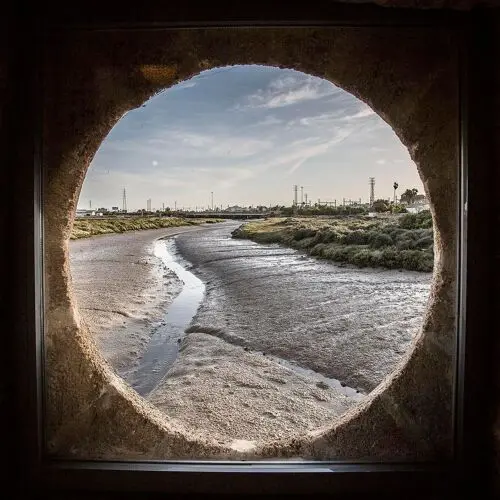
69 65 433 453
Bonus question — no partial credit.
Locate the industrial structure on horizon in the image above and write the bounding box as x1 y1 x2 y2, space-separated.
77 177 430 216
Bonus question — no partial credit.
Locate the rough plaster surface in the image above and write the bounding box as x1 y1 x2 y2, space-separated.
43 27 458 460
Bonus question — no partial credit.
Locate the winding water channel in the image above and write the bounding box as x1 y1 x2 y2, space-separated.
130 221 431 396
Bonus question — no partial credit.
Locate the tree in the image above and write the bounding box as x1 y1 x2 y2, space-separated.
400 188 419 205
372 199 390 212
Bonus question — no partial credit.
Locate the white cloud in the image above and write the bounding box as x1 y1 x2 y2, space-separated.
82 66 423 209
251 115 283 127
234 74 336 110
342 106 376 121
141 130 273 160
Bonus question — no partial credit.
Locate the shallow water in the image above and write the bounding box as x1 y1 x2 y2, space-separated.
174 222 432 393
130 221 431 395
129 238 205 395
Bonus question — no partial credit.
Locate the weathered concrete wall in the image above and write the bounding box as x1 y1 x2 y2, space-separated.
43 27 458 460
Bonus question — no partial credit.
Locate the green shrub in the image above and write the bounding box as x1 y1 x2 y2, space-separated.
370 233 393 248
231 215 435 272
341 230 370 245
398 210 432 230
293 228 317 240
398 250 433 272
71 217 222 240
352 249 380 267
310 243 326 256
396 239 416 250
414 236 433 250
293 236 316 249
380 248 399 268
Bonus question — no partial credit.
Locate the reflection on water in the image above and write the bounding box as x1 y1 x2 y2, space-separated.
130 221 431 396
175 222 432 393
129 238 205 395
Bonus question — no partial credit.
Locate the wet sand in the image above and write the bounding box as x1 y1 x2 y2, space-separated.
69 225 207 380
172 223 431 393
69 221 430 447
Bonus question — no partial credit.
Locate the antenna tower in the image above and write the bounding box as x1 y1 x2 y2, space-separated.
369 177 375 207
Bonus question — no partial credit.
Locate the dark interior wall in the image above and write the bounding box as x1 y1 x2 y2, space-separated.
493 13 500 494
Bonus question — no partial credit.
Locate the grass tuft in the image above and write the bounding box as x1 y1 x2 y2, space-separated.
232 212 434 272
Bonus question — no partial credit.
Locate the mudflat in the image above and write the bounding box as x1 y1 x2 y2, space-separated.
69 225 206 380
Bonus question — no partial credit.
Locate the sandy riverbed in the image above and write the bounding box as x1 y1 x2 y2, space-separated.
69 222 429 448
69 226 207 380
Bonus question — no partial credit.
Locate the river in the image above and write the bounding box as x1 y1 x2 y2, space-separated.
71 221 432 444
132 221 431 395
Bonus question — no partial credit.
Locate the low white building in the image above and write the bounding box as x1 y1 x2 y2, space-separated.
403 195 429 214
76 209 95 217
225 205 245 213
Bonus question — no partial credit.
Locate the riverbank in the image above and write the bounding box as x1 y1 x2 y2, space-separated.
69 225 210 379
69 222 367 445
71 216 224 239
69 221 430 447
147 222 429 444
232 213 433 272
170 223 430 393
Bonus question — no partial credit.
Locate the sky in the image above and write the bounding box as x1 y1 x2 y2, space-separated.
79 65 423 212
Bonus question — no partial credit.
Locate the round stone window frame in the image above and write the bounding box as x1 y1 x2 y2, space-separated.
43 26 459 460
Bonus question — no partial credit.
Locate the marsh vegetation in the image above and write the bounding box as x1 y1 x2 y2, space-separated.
71 216 224 239
232 211 434 272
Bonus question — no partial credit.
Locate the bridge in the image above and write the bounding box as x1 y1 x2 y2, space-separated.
75 212 266 220
181 211 264 220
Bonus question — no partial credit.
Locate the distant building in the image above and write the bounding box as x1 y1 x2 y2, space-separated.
111 206 119 212
406 196 430 214
76 209 95 217
225 205 245 213
406 204 430 214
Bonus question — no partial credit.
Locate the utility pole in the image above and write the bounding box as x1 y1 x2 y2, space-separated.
300 186 304 205
211 191 214 211
89 200 92 210
293 185 298 207
305 193 308 206
147 198 151 212
174 201 177 211
122 188 127 213
369 177 375 208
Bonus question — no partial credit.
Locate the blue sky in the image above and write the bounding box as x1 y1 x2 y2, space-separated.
79 65 423 211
